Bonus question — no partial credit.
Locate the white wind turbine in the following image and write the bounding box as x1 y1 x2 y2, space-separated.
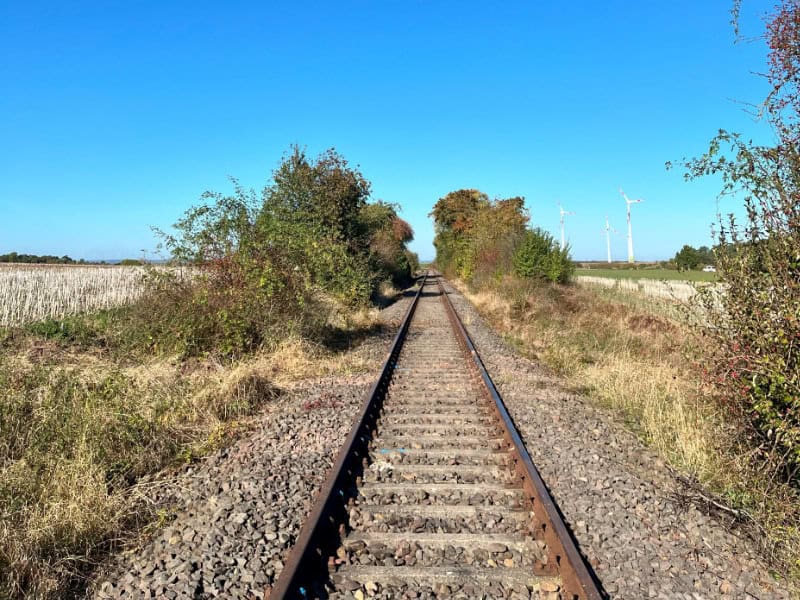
619 187 644 263
557 202 575 251
602 215 619 263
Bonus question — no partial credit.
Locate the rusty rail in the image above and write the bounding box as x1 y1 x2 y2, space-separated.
267 273 427 599
269 272 603 599
436 278 603 600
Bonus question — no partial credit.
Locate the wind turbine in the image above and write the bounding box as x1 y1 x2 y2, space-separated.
602 216 619 263
619 187 644 263
557 202 575 251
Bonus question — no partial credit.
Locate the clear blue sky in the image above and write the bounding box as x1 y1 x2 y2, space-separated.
0 1 777 261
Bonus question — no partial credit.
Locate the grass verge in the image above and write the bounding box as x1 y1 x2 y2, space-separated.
0 308 384 599
456 276 800 579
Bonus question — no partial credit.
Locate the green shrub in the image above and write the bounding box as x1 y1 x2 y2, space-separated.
26 315 100 345
122 146 418 357
513 228 574 284
677 1 800 489
122 258 319 357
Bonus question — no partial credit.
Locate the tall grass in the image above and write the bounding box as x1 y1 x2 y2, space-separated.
457 276 800 574
0 265 146 326
0 328 379 599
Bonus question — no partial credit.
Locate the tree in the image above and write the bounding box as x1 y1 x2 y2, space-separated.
512 228 573 283
675 1 800 484
673 245 702 270
0 253 77 264
149 146 415 356
430 190 530 282
696 245 715 265
429 189 491 278
358 201 416 286
429 189 488 234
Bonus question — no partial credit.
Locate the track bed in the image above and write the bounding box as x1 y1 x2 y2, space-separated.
270 275 601 599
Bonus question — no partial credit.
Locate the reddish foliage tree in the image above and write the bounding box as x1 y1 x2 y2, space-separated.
678 1 800 484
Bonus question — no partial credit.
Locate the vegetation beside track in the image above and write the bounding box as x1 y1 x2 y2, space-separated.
0 146 416 599
454 276 800 580
431 2 800 577
429 189 572 287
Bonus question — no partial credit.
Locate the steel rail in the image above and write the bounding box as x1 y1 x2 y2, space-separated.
436 277 604 600
268 273 428 600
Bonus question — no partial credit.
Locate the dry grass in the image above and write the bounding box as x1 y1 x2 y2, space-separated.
459 280 720 479
0 307 384 599
457 276 800 576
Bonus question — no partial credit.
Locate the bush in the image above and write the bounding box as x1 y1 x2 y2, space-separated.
139 146 415 357
677 1 800 488
512 228 574 284
124 257 319 357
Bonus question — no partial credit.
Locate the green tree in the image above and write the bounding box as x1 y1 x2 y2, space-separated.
674 245 702 270
147 146 414 356
429 189 490 278
512 228 573 283
358 201 416 286
696 245 715 265
256 146 375 305
429 189 529 282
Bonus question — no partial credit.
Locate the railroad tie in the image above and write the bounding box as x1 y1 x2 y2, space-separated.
269 274 601 600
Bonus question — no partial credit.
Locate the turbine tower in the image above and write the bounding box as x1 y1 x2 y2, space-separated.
619 187 643 263
557 202 575 251
602 215 618 263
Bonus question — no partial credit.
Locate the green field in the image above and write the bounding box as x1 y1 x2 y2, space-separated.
575 268 718 282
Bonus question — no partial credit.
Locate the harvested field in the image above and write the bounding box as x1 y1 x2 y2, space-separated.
0 264 146 326
574 268 718 282
574 275 699 304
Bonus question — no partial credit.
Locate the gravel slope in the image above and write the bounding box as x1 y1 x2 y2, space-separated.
441 280 792 600
91 279 792 599
90 291 416 599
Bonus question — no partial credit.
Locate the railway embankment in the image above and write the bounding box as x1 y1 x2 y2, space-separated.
442 279 791 599
91 277 791 599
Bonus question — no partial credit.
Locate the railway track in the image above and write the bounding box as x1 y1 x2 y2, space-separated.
269 273 602 599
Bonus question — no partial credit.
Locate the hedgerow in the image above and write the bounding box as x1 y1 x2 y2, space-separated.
430 189 572 288
137 146 416 357
676 1 800 490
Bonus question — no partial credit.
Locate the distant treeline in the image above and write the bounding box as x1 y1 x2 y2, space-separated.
0 252 79 264
0 253 144 265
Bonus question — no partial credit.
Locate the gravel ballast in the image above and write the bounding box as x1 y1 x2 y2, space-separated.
90 292 416 599
441 280 791 600
91 279 791 599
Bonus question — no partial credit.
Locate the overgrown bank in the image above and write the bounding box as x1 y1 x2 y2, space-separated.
0 146 418 599
454 276 800 578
